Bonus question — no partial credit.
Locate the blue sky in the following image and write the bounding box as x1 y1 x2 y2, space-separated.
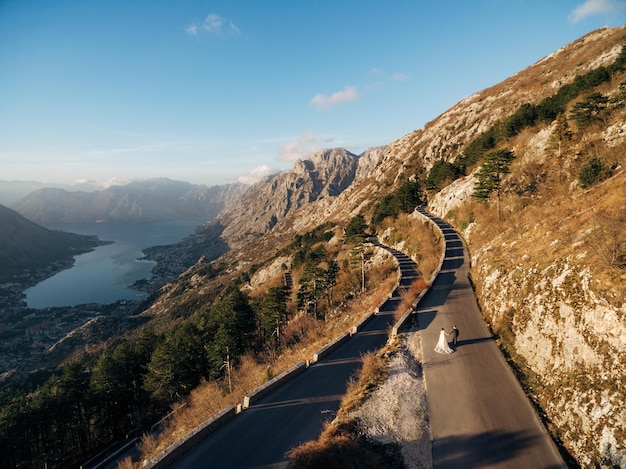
1 1 625 188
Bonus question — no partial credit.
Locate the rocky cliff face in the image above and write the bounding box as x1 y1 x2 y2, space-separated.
150 26 626 466
464 178 626 466
217 147 384 248
421 27 626 467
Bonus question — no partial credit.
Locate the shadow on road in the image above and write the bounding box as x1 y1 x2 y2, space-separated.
416 309 437 330
445 246 464 257
441 257 464 271
433 270 456 286
455 336 495 347
433 430 551 468
418 271 456 308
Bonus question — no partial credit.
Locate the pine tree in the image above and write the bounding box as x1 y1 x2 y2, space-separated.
472 149 515 220
258 286 289 344
570 92 609 127
143 323 205 402
548 113 573 182
345 214 367 244
297 265 324 317
321 260 339 309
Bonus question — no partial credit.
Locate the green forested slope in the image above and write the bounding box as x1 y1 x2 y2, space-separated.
0 204 103 283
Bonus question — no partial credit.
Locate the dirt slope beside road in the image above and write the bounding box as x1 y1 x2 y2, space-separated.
350 332 432 469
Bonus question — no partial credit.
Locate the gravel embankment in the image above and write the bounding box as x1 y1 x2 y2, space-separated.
350 331 433 469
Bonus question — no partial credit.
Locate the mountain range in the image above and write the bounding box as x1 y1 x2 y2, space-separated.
9 177 246 223
0 179 103 206
2 25 625 468
141 26 626 466
218 146 386 247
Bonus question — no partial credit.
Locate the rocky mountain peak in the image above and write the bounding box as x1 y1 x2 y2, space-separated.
363 26 626 191
218 147 386 246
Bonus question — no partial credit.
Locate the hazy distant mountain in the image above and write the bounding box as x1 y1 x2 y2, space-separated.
3 25 626 469
0 180 101 206
0 204 104 284
11 178 247 224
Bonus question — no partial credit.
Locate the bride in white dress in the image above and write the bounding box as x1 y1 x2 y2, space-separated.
434 328 454 354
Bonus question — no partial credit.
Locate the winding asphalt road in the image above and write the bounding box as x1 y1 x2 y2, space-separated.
416 207 567 468
162 207 568 468
171 244 419 468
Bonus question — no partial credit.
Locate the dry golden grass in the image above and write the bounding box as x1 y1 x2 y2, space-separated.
287 421 403 469
133 259 404 466
286 342 401 469
137 432 159 459
338 351 388 415
467 166 626 300
378 212 443 281
248 275 286 299
285 419 401 469
116 457 134 469
468 126 625 295
394 278 429 322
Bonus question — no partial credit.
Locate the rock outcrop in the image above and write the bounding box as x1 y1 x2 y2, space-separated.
217 147 385 248
216 25 626 466
151 25 626 466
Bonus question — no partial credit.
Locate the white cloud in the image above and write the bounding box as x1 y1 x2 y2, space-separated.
309 86 358 110
101 177 133 188
568 0 621 23
238 164 278 185
363 81 383 91
391 72 411 81
279 141 311 161
186 14 241 37
368 68 410 81
278 131 334 161
309 71 408 111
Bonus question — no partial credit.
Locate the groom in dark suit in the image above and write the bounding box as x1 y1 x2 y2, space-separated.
449 326 459 346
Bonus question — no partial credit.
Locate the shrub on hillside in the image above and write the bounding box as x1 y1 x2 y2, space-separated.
371 178 424 226
425 159 463 191
286 420 403 469
578 157 611 188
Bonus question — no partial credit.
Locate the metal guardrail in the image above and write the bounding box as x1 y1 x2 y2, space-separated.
143 406 237 469
242 361 308 408
390 206 446 338
143 214 447 468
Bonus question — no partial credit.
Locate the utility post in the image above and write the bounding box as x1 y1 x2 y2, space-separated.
361 244 365 294
221 347 232 394
273 316 280 351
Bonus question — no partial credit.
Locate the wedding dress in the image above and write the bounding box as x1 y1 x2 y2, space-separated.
434 329 454 354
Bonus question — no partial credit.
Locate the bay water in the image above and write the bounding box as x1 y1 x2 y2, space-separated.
25 220 202 309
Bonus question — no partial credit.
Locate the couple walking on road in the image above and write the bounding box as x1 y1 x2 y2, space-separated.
434 325 459 354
